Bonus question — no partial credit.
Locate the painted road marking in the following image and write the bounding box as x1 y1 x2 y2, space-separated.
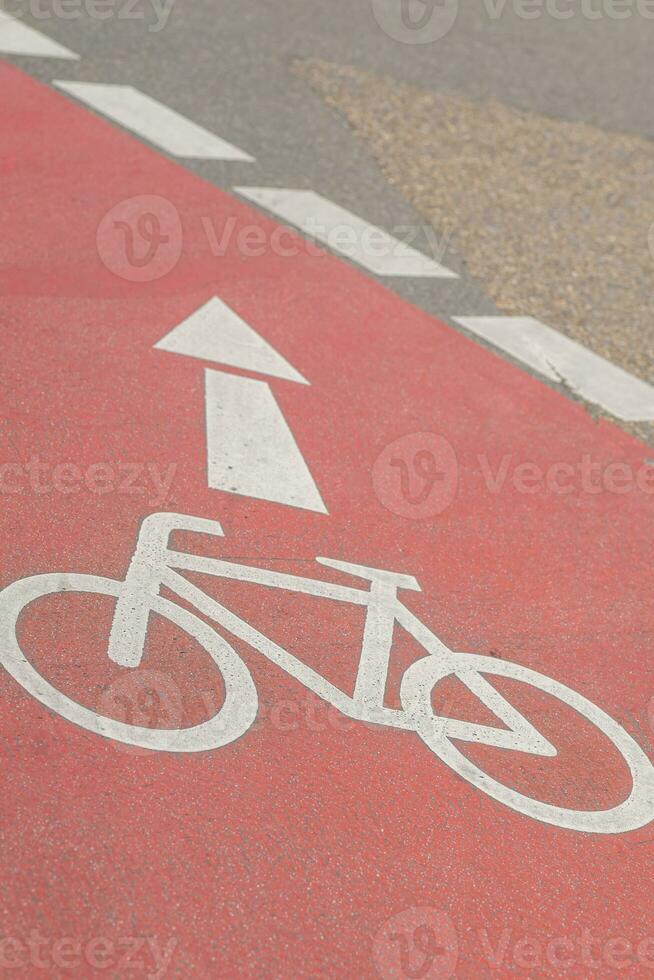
156 297 317 509
5 512 654 832
204 369 327 512
0 10 78 58
53 81 255 160
235 187 457 278
156 297 308 384
453 315 654 422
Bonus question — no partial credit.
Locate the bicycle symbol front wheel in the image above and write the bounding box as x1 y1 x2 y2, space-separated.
0 573 258 752
401 653 654 833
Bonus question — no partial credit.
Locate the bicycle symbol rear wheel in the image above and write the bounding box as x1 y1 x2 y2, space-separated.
401 653 654 833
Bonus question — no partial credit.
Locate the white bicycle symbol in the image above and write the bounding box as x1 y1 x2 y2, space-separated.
1 511 653 834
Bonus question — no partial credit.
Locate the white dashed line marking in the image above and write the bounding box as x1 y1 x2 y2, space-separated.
234 187 458 278
53 81 255 160
453 315 654 422
156 297 308 384
28 64 651 427
0 10 79 58
204 369 327 513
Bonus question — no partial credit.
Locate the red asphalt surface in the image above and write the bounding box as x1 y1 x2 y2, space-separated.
1 61 654 977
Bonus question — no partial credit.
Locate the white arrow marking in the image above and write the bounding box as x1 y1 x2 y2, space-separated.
453 315 654 422
204 369 327 513
53 82 254 160
0 10 79 58
155 297 308 384
235 187 457 278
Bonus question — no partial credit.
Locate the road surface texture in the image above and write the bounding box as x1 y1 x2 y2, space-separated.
1 2 654 978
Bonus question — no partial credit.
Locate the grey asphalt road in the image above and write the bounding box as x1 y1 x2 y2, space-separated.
4 0 654 429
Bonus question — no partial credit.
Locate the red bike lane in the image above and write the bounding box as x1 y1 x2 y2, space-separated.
1 61 654 977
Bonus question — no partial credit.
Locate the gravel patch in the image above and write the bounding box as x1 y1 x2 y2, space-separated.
293 57 654 438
